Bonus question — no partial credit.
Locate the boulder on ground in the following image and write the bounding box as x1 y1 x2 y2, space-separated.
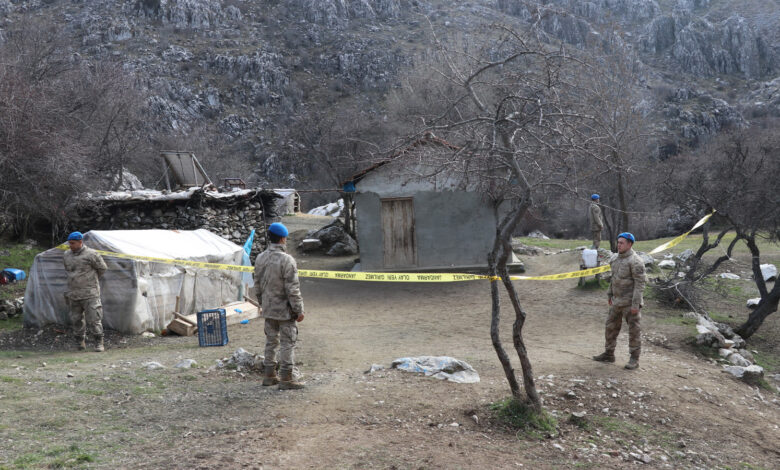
725 365 765 385
719 273 740 280
760 264 777 282
311 220 358 256
636 252 655 266
326 240 358 256
659 260 676 269
728 353 751 367
299 238 322 252
512 242 544 256
527 230 549 240
746 297 761 308
676 249 695 263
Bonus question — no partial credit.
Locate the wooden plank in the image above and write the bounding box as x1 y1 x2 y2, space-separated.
381 198 416 268
167 318 197 336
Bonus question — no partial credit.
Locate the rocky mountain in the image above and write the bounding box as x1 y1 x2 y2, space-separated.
0 0 777 184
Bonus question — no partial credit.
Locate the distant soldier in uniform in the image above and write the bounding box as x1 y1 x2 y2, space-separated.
63 232 108 352
593 232 647 370
589 194 604 249
254 222 306 390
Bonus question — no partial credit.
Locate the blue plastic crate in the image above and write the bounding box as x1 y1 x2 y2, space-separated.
197 309 229 347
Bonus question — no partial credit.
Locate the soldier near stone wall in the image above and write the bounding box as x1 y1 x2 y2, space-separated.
254 222 306 390
593 232 647 370
63 232 108 352
589 194 604 249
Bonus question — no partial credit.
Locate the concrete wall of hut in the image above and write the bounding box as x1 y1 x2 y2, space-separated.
354 164 499 271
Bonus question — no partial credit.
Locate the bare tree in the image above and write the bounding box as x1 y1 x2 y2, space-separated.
399 22 617 410
286 106 391 236
0 19 155 241
663 128 780 339
576 51 656 249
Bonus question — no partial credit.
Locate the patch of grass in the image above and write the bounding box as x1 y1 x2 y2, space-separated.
0 315 23 332
685 337 722 360
11 444 95 469
752 350 780 373
489 397 557 438
576 278 610 290
0 375 23 384
754 378 777 393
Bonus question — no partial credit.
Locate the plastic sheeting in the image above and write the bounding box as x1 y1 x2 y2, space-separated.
391 356 480 383
24 230 244 334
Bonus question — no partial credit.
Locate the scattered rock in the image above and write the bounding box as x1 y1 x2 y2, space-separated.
723 364 764 384
636 252 655 266
142 361 165 370
676 249 694 263
760 264 777 282
310 220 358 256
658 260 676 269
746 297 761 308
728 353 751 367
737 349 754 363
141 332 156 338
175 359 197 369
512 242 545 256
718 348 733 358
228 348 264 371
299 238 323 252
718 273 740 280
365 364 385 374
326 241 358 256
527 230 549 240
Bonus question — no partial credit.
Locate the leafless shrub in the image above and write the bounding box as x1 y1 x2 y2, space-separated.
0 19 154 242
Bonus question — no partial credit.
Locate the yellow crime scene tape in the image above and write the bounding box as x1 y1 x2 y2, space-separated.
56 212 714 282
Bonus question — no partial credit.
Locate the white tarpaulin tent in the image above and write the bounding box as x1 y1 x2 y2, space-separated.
24 230 244 334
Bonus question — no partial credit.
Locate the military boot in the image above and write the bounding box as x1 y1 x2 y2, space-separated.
624 354 639 370
94 336 104 352
278 369 304 390
262 364 279 386
592 351 615 363
77 336 86 351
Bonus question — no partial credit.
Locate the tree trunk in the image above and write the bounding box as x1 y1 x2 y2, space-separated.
488 248 521 398
617 171 629 232
736 280 779 339
736 233 776 339
487 198 541 408
498 243 541 410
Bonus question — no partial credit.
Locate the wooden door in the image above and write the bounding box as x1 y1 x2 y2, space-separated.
381 198 416 268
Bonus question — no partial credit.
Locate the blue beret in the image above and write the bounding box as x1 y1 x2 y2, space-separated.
268 223 288 237
591 194 600 200
67 232 83 241
617 232 635 243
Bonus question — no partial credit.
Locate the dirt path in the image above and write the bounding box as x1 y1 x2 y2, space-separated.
1 248 779 469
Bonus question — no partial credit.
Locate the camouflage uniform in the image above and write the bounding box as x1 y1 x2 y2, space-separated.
254 243 305 372
63 246 107 341
605 248 646 357
589 202 604 248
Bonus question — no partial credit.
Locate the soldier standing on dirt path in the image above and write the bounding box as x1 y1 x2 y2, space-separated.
63 232 108 352
593 232 647 370
589 194 604 249
254 222 306 390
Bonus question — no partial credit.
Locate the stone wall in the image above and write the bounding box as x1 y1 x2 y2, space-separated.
70 191 280 254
